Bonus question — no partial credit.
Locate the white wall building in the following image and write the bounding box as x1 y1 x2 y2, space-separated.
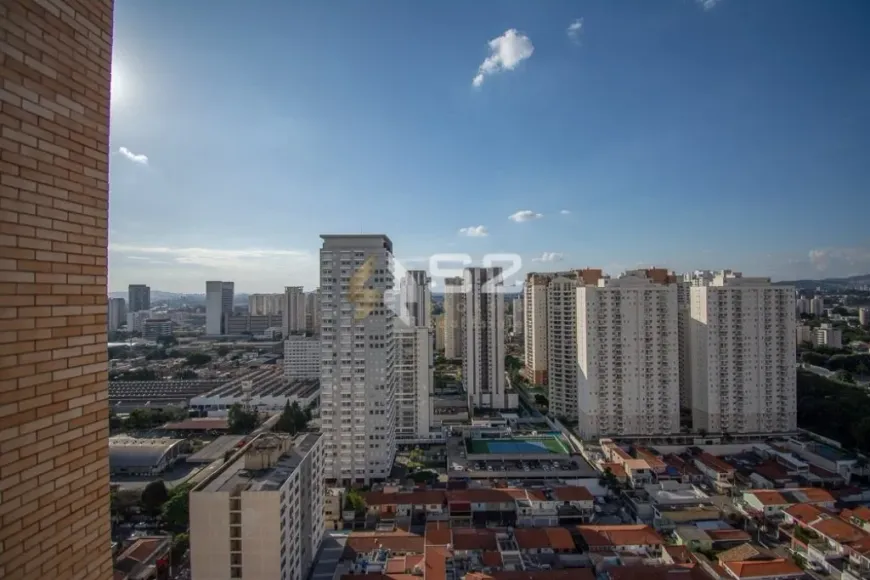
577 269 680 439
443 277 464 360
319 234 396 484
689 271 797 435
282 286 306 336
677 270 723 411
463 267 509 409
305 289 321 335
860 307 870 327
190 433 325 580
206 281 235 335
815 323 842 349
284 335 321 380
142 318 172 340
811 296 825 317
108 297 126 331
248 293 283 315
126 310 152 333
394 271 434 443
128 284 150 312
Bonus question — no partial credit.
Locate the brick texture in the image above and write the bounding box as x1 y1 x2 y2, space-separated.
0 0 114 578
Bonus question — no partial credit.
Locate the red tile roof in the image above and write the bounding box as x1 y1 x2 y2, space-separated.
576 525 663 548
425 521 452 546
551 486 594 502
364 490 447 506
451 528 498 551
696 453 734 474
705 529 751 543
722 558 802 579
343 532 425 558
607 566 710 580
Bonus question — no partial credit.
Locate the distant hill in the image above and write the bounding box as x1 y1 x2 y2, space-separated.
773 273 870 290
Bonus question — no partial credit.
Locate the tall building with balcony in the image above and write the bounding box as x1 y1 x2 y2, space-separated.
190 433 325 580
305 289 321 335
443 277 465 360
319 235 396 484
394 271 434 443
249 293 284 315
689 271 797 434
282 286 306 335
128 283 151 312
108 297 127 331
206 281 235 335
0 1 115 576
524 273 553 385
677 270 718 410
546 269 604 420
513 295 524 337
464 267 509 409
811 296 825 317
284 335 322 380
577 269 680 438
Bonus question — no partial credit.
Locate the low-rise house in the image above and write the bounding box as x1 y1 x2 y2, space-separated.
692 453 735 490
551 486 595 524
742 488 835 518
574 524 664 558
363 490 448 524
715 544 803 580
781 503 870 578
624 459 655 487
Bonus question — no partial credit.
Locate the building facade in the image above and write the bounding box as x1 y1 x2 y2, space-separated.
512 295 524 337
305 289 321 335
319 235 396 484
248 293 283 316
128 283 151 312
394 271 434 443
282 286 306 336
0 1 115 576
463 267 508 409
142 318 172 341
689 272 797 435
577 269 681 438
206 281 235 335
443 276 464 360
190 433 325 580
524 274 551 385
108 297 127 331
284 335 321 380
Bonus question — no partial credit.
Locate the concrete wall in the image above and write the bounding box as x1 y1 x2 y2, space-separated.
0 1 114 578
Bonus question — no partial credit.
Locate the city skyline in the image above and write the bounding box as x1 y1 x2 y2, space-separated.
107 0 870 293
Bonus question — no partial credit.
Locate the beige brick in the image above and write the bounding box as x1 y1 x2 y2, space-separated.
0 1 113 577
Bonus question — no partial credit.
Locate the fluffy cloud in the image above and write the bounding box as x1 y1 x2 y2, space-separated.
807 247 870 273
118 146 148 165
697 0 723 10
508 210 543 223
110 243 311 269
472 29 534 88
560 209 571 215
458 226 488 237
533 252 565 262
567 19 583 42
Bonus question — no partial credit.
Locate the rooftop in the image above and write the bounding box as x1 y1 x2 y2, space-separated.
195 368 319 399
198 432 321 493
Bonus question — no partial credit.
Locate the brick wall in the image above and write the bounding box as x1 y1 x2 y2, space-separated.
0 0 114 579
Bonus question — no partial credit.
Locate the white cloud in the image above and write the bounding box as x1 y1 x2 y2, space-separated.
567 19 583 42
118 146 148 165
508 210 543 223
808 247 870 273
472 29 534 87
458 226 488 237
109 243 312 270
560 209 571 215
533 252 565 262
697 0 722 10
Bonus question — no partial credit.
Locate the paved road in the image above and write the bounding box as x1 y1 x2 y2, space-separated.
309 531 348 580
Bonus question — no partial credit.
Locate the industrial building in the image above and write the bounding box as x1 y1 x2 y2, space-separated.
189 368 320 415
109 436 187 477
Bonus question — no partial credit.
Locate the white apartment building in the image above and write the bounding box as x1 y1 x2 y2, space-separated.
677 270 722 410
443 277 464 360
108 297 126 331
142 318 172 340
284 335 321 380
190 433 325 580
394 271 434 443
248 293 283 315
206 281 235 335
545 269 603 420
432 314 445 351
811 296 825 317
796 324 814 345
796 297 811 316
577 269 680 439
860 307 870 327
513 295 524 337
282 286 306 336
305 289 321 335
464 267 509 409
319 234 396 484
524 274 552 385
689 271 797 435
126 310 151 333
815 323 842 349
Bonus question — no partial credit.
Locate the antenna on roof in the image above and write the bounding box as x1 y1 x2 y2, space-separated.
241 380 253 411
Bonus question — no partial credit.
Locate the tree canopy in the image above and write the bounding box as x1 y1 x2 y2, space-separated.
140 480 169 515
797 370 870 453
274 401 310 435
227 403 260 434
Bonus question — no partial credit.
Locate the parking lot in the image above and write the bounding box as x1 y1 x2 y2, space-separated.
459 457 578 474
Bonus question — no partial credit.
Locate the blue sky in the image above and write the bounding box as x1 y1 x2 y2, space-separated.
108 0 870 293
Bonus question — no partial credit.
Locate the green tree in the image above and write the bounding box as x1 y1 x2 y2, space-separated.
171 533 190 568
344 489 365 513
835 370 855 384
185 352 212 367
227 404 260 434
161 483 192 531
157 335 178 347
216 346 230 357
274 401 309 435
146 348 170 361
141 480 170 516
800 351 829 367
